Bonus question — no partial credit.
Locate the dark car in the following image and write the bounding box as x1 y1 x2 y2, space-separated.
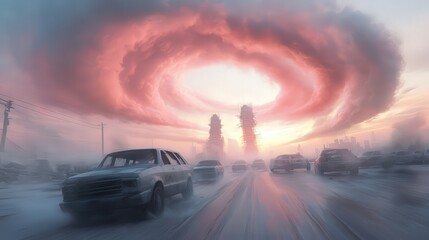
411 151 425 164
232 160 248 172
270 154 310 173
393 151 417 165
424 149 429 164
59 148 193 220
193 160 224 181
252 159 267 170
382 150 424 169
359 150 384 168
315 149 359 175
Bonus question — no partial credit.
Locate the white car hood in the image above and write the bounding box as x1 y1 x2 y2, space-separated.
65 165 155 183
193 166 216 170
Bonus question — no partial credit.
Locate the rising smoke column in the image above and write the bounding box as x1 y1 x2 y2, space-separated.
240 105 258 156
206 114 224 159
391 115 427 151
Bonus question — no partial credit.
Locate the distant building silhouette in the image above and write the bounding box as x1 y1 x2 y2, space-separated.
371 131 376 148
190 143 197 160
297 144 303 154
324 135 371 155
364 140 371 151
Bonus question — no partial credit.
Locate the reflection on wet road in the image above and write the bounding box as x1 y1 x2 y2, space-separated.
1 166 429 240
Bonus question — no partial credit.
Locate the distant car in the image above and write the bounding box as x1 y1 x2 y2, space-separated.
391 151 418 165
60 148 193 219
359 151 384 168
251 159 266 170
382 151 411 168
424 149 429 164
193 160 224 181
382 150 425 168
315 149 359 175
232 160 248 172
0 161 27 182
412 151 425 163
270 154 310 173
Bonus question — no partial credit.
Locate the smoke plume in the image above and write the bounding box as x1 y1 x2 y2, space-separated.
240 105 258 156
390 115 427 151
206 114 224 159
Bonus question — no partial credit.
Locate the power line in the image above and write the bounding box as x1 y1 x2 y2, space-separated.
13 103 100 129
0 92 94 123
6 137 24 151
0 94 105 155
0 92 98 127
6 128 99 143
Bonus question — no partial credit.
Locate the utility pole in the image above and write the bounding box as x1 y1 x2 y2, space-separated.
101 122 105 156
0 99 12 152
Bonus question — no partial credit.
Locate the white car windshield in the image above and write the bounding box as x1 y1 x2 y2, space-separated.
99 149 157 168
197 160 219 166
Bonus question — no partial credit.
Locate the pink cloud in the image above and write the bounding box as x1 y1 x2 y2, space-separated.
1 0 402 141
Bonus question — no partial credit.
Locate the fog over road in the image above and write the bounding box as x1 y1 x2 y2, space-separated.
1 166 429 240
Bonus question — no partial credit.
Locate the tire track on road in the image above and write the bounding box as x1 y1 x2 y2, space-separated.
171 173 251 240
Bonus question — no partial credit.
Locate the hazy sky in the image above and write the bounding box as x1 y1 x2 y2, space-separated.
0 0 428 161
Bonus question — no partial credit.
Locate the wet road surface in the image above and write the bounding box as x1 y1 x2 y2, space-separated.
1 166 429 240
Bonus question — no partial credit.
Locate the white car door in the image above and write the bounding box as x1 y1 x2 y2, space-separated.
164 151 183 194
160 150 176 196
175 152 192 179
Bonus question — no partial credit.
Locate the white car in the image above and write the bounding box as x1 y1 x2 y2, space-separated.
271 154 311 173
232 160 248 172
252 159 267 170
193 160 224 181
60 148 193 220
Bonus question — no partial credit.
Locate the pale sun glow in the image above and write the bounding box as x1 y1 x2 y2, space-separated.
181 64 280 106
